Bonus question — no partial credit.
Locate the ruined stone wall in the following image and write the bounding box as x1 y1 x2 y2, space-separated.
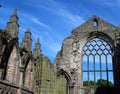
0 9 34 94
54 15 120 94
6 46 20 84
24 59 34 90
34 56 67 94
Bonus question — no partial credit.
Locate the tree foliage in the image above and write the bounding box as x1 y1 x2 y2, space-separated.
97 79 113 86
83 79 113 86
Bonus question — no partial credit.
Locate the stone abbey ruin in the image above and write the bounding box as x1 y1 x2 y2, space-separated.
0 9 120 94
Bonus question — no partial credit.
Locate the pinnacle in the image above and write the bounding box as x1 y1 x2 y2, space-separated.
35 38 41 50
13 9 17 16
26 28 31 33
37 38 40 44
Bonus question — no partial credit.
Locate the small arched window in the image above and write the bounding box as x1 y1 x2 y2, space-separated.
93 19 98 27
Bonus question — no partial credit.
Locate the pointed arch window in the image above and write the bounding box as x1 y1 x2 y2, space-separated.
82 38 113 86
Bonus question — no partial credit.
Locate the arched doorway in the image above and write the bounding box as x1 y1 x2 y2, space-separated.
57 69 71 94
82 38 113 86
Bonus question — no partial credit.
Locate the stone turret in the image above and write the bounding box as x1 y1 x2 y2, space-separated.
33 38 42 59
5 9 19 39
21 28 32 51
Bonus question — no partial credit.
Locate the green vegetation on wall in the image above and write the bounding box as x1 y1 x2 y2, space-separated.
83 79 113 86
34 56 67 94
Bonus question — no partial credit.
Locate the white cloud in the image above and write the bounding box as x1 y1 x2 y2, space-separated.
31 17 51 30
91 0 120 7
59 9 84 27
0 0 85 62
19 12 52 30
21 0 85 62
43 41 61 58
27 0 84 28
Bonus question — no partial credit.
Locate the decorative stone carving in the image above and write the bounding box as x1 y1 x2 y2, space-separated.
115 32 120 47
70 68 78 85
72 38 79 56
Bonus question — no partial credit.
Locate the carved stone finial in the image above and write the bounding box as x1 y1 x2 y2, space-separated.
35 38 41 49
115 32 120 47
10 9 18 23
37 38 40 44
13 9 17 16
27 28 30 32
92 14 99 21
93 14 97 18
25 28 31 38
33 38 42 59
21 29 32 51
5 9 19 39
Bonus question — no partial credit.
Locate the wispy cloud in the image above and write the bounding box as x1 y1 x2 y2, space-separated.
91 0 120 7
42 40 61 58
31 28 61 62
19 12 52 30
31 17 51 30
0 0 85 62
20 0 85 62
27 0 84 28
59 9 84 27
104 1 120 6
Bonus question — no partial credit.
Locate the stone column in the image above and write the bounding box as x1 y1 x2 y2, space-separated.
0 39 3 79
113 47 120 87
114 32 120 87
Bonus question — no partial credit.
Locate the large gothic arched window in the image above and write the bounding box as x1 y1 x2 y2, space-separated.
82 38 113 86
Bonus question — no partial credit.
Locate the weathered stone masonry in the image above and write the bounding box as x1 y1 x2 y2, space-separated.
0 9 67 94
1 9 120 94
0 9 34 94
54 15 120 94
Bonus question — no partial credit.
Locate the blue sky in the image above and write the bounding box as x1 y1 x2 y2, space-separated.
0 0 120 62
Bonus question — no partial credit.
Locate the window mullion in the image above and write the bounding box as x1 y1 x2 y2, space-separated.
93 55 96 85
99 55 102 84
106 55 109 86
87 55 90 86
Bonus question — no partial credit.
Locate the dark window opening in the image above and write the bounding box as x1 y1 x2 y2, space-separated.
93 19 98 27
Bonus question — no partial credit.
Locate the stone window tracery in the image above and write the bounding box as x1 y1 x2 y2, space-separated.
82 38 113 86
